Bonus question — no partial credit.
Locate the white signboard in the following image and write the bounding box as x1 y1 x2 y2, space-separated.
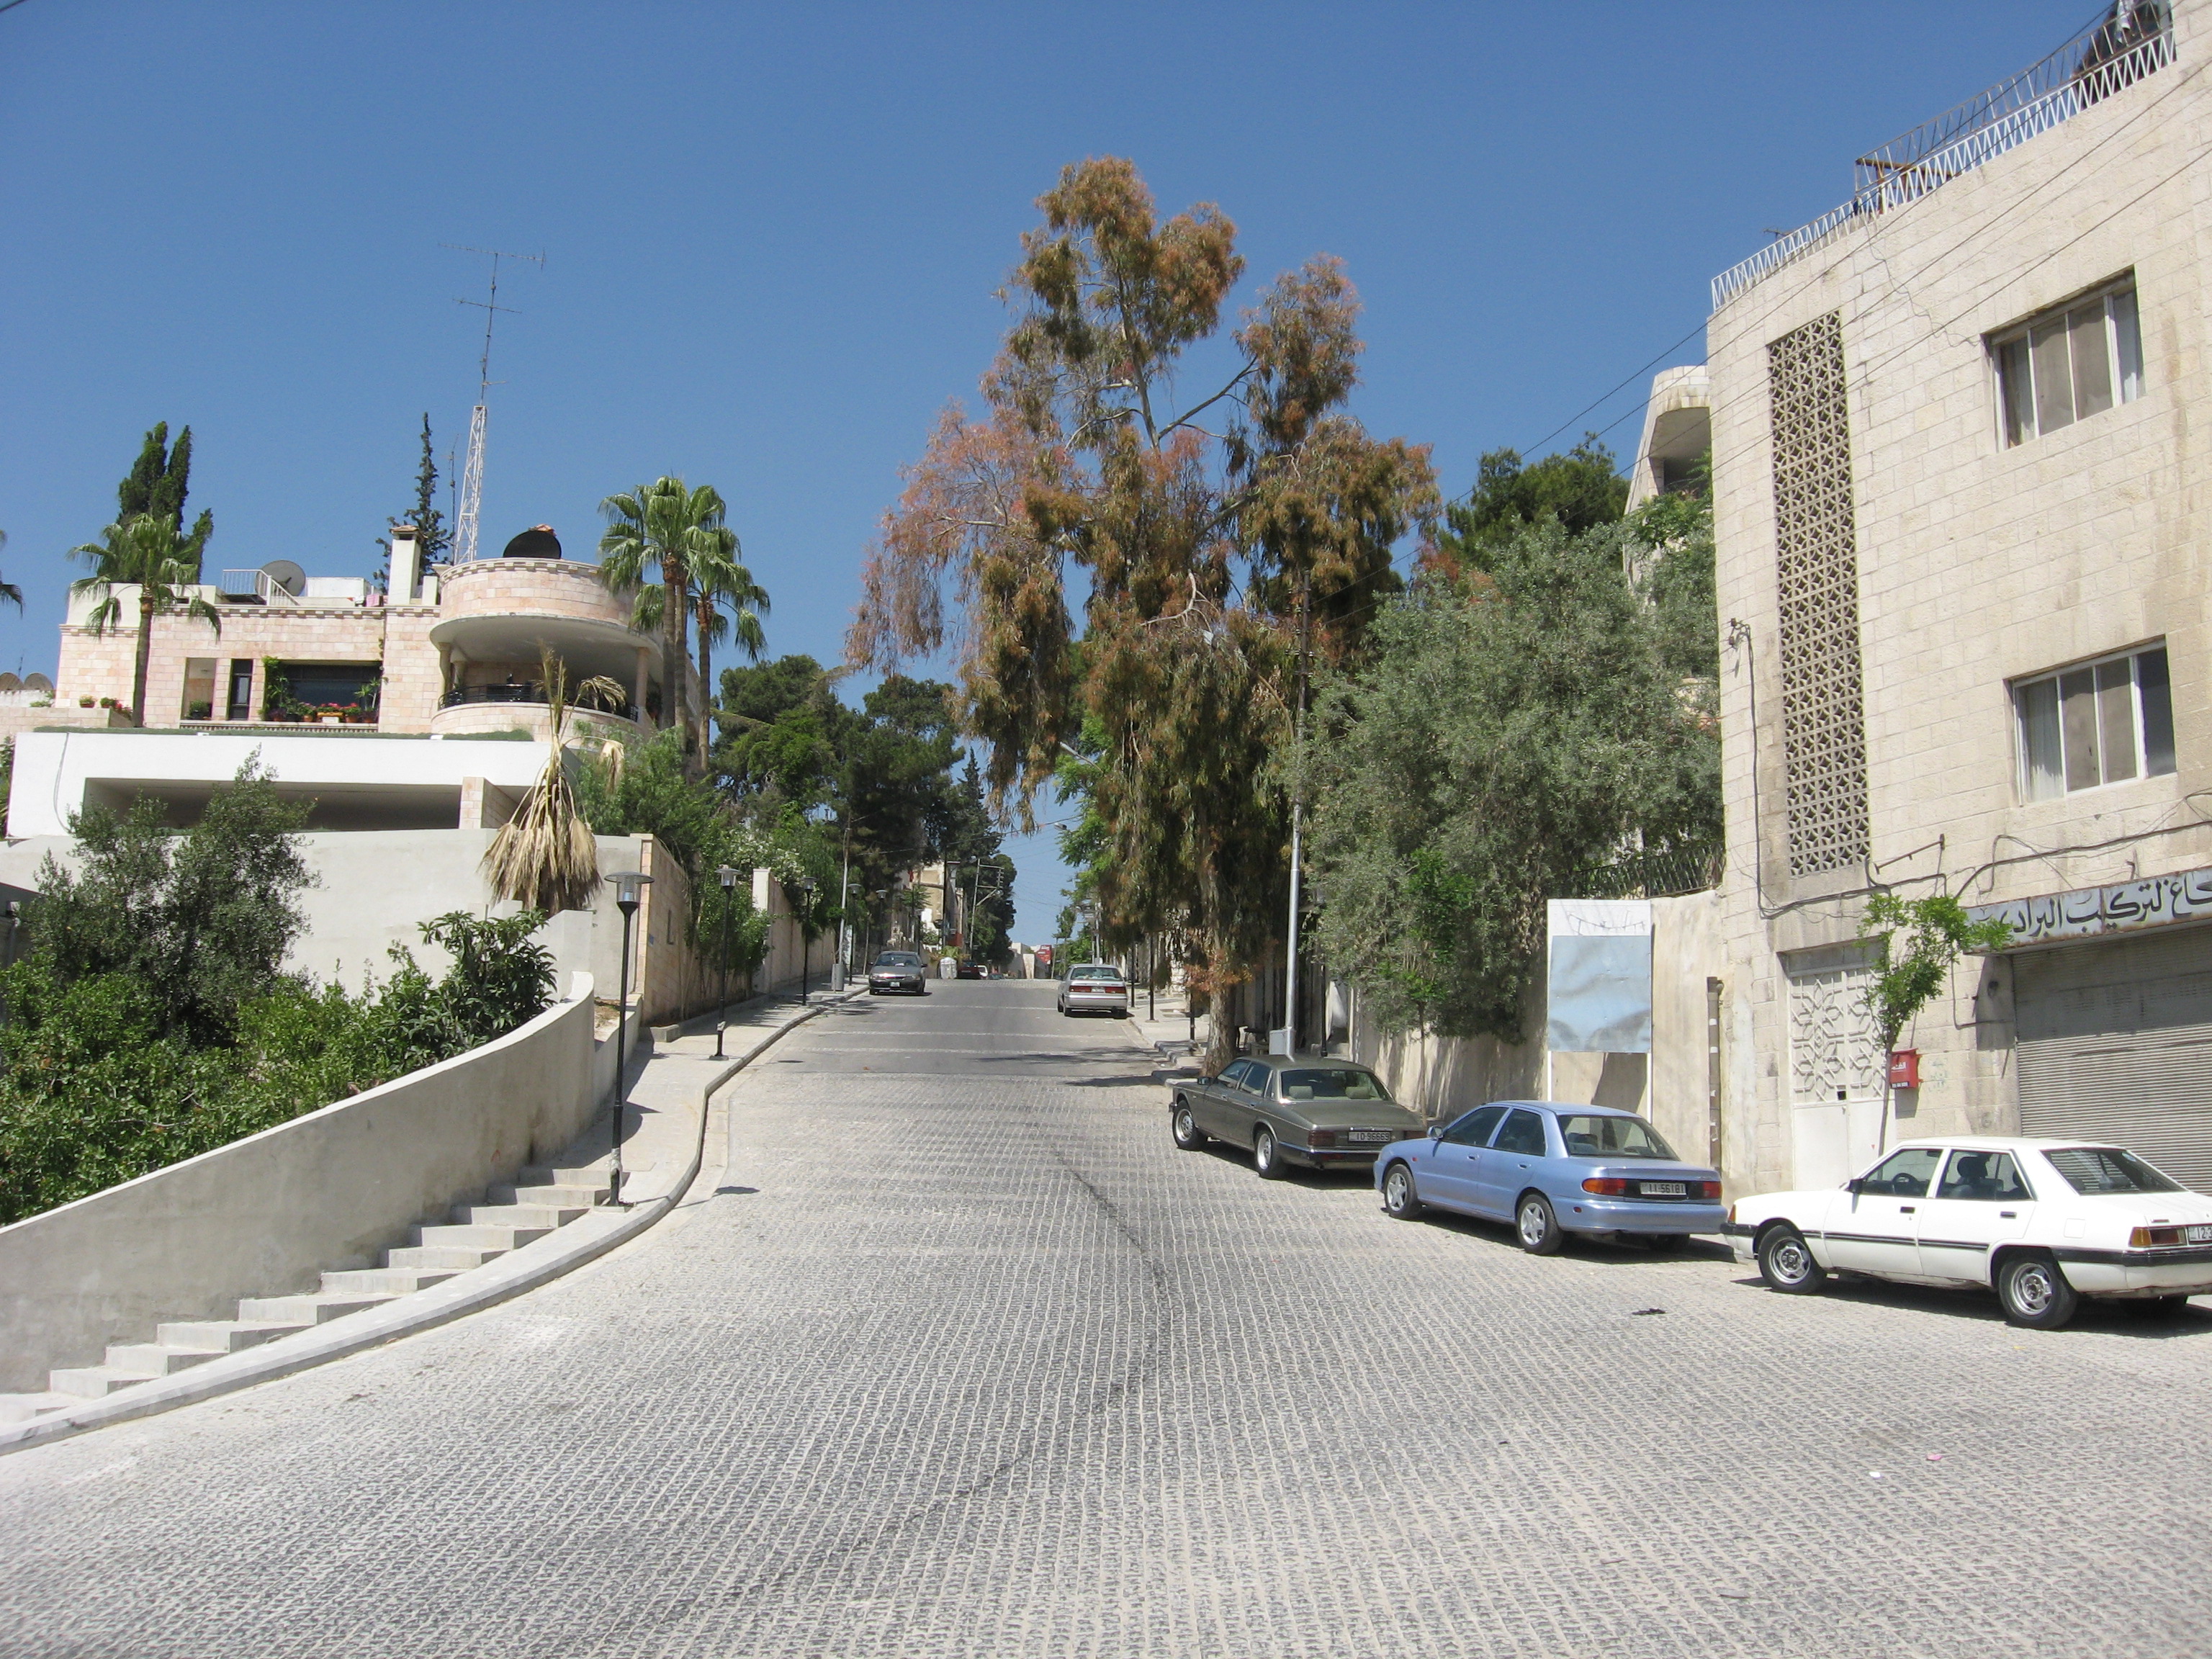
1966 866 2212 949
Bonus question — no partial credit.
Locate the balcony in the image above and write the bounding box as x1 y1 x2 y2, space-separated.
439 683 642 724
1712 4 2175 308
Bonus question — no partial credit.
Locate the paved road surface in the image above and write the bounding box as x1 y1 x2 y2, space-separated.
4 981 2211 1657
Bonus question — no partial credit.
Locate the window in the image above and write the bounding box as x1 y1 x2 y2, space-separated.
1992 278 2142 446
1279 1067 1392 1102
1493 1110 1550 1157
1442 1105 1508 1146
2045 1146 2182 1195
1935 1150 2032 1202
1556 1115 1679 1161
2013 644 2175 801
1222 1061 1260 1094
1857 1146 1944 1197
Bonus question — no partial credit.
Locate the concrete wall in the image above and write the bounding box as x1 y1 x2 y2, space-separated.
0 971 601 1393
1705 0 2212 1192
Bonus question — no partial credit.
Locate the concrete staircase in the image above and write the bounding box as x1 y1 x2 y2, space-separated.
0 1162 611 1426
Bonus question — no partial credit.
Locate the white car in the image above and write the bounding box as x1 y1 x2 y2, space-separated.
1722 1136 2212 1329
1056 963 1130 1017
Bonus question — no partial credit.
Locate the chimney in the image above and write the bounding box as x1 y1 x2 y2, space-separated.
390 524 421 603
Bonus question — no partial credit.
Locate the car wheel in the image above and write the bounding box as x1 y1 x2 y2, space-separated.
1515 1192 1564 1255
1997 1251 2080 1330
1381 1161 1422 1220
1640 1233 1689 1252
1253 1125 1289 1180
1172 1100 1205 1151
1756 1225 1827 1293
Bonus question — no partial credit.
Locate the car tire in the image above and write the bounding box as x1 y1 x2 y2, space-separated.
1172 1100 1206 1151
1381 1161 1422 1220
1997 1251 2080 1330
1640 1233 1689 1253
1516 1192 1564 1255
1254 1125 1289 1180
1756 1225 1827 1293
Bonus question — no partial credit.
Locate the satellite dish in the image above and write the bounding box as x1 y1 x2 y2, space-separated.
260 559 307 596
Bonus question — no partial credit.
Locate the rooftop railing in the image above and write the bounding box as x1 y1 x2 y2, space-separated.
1712 3 2174 310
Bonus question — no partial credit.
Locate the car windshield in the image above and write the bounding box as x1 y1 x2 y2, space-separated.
876 953 921 968
2046 1146 2185 1195
1072 967 1123 981
1278 1067 1393 1103
1556 1114 1678 1161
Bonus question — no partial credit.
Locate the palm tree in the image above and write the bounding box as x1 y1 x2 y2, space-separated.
71 514 220 723
688 523 770 767
0 531 21 612
597 477 728 768
482 647 629 913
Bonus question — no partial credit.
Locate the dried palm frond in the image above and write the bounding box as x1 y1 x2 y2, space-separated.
481 649 608 913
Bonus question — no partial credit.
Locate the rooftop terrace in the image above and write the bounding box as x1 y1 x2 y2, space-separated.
1711 3 2174 310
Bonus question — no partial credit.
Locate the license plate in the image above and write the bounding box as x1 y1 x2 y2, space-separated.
1640 1182 1686 1197
2189 1225 2212 1244
1349 1130 1393 1144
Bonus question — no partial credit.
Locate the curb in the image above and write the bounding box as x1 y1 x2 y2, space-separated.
0 992 854 1459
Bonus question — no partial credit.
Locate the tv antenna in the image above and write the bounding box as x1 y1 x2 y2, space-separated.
443 244 544 565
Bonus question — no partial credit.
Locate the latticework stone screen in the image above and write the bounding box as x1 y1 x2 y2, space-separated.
1768 312 1869 878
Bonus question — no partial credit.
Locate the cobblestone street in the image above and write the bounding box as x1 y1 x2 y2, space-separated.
4 981 2210 1658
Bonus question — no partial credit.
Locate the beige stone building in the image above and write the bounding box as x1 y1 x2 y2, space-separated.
1701 0 2209 1193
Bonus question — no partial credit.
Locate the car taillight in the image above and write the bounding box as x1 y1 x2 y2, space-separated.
1308 1130 1338 1149
2131 1225 2185 1248
1583 1177 1630 1196
1690 1181 1722 1200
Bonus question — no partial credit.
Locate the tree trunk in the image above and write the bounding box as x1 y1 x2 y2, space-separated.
658 554 690 766
132 600 155 727
694 591 714 772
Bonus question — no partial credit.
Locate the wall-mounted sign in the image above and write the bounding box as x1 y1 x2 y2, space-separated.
1965 865 2212 950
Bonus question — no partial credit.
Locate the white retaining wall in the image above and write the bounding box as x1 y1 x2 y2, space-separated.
0 971 603 1393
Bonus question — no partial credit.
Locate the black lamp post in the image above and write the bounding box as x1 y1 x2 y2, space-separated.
714 864 738 1060
796 876 819 1004
608 870 652 1207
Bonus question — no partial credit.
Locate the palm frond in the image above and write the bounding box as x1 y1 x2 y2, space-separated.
480 648 605 913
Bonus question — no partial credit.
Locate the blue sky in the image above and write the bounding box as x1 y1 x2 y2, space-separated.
0 0 2091 935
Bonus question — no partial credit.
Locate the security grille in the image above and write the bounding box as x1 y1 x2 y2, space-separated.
1768 313 1869 878
1788 955 1884 1105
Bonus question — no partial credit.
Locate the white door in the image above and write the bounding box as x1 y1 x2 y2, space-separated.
1786 950 1886 1190
1825 1146 1943 1279
1912 1148 2036 1285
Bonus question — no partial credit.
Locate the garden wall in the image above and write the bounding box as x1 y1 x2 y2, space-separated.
0 971 603 1393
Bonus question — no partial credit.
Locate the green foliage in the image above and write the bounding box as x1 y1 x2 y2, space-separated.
1862 892 2012 1049
0 765 557 1222
116 422 213 579
1305 518 1720 1041
1627 453 1717 682
1434 438 1625 572
379 414 450 592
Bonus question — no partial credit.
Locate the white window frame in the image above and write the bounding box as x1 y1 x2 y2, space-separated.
1989 274 2143 448
2011 642 2175 804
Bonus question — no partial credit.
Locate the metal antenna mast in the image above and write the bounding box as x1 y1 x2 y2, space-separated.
444 245 544 565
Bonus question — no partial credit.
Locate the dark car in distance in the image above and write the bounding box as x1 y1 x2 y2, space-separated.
869 950 927 995
1171 1055 1426 1179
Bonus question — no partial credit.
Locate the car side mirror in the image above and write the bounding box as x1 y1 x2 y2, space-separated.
1428 1125 1443 1140
1845 1177 1866 1195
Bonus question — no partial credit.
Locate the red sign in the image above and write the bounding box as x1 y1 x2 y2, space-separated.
1887 1049 1920 1089
1035 945 1053 966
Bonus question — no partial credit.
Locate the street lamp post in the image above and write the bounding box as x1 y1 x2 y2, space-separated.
608 870 652 1208
714 864 738 1061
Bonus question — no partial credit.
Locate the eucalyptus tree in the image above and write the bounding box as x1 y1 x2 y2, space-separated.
598 477 729 768
848 157 1434 1054
71 514 221 723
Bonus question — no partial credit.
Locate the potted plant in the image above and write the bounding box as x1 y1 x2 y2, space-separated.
186 701 212 721
78 696 93 708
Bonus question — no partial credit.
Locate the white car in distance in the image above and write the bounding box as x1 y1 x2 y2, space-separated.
1722 1137 2212 1330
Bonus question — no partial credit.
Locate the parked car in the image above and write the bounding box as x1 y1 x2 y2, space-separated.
1372 1102 1725 1254
956 959 983 980
1172 1056 1425 1177
1723 1137 2212 1329
1057 963 1130 1017
868 950 928 995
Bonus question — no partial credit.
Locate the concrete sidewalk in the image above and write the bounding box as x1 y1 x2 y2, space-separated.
0 986 856 1457
1123 984 1209 1076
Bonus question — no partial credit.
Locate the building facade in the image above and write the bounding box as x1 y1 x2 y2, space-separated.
1705 0 2212 1192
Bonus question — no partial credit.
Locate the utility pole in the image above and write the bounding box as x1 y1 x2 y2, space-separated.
1282 572 1313 1055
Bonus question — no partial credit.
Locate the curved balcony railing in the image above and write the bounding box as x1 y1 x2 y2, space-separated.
440 684 644 723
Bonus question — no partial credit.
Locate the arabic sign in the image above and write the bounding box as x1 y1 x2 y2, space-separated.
1965 866 2212 949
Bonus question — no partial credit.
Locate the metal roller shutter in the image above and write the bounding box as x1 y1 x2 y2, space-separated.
2015 926 2212 1192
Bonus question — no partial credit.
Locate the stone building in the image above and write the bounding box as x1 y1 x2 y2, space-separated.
1702 0 2208 1192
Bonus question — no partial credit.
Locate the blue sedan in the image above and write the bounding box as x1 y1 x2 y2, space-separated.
1372 1101 1725 1254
